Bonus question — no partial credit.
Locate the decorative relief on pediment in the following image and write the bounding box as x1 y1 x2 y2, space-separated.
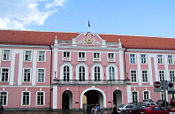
77 36 101 45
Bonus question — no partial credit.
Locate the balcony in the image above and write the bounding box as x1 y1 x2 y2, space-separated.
53 79 130 86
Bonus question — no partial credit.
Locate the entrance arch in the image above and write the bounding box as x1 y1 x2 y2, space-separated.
113 90 122 106
80 87 106 109
62 90 73 110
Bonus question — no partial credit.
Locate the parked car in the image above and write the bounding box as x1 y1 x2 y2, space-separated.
123 104 147 114
139 105 173 114
143 99 154 103
171 98 175 106
117 104 135 113
143 101 157 106
156 100 169 106
0 105 3 111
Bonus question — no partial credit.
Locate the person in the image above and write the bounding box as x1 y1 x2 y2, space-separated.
96 104 100 112
91 105 99 114
111 106 119 114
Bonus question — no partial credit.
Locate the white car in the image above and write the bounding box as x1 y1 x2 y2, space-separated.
143 102 156 106
117 104 135 113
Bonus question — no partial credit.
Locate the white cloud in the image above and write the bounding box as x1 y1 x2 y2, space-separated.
0 0 65 30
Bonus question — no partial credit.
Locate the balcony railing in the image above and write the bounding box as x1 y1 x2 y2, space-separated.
53 79 130 85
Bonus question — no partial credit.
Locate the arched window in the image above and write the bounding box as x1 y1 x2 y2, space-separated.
94 66 100 81
143 91 149 100
109 66 115 80
63 65 69 81
79 66 85 81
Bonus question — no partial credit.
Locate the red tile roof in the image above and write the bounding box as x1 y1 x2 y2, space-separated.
0 30 175 50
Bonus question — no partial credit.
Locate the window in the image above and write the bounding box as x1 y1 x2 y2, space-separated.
142 70 148 82
159 70 164 81
108 53 114 59
141 54 147 64
143 91 149 100
168 55 173 64
63 66 69 81
131 70 137 82
3 50 10 60
170 70 175 81
94 66 100 81
94 53 100 59
79 66 85 81
63 51 70 58
24 51 32 61
24 69 31 82
157 55 163 64
36 92 44 105
38 51 45 61
132 91 138 103
130 54 136 64
109 66 115 80
0 92 7 105
1 68 9 82
38 69 44 82
79 52 85 58
22 92 30 105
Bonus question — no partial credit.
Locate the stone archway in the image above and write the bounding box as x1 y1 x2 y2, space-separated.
113 90 122 106
62 90 73 110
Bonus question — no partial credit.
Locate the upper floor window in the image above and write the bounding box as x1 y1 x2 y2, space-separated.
1 68 9 82
63 66 69 81
157 55 163 64
37 69 45 82
109 66 115 80
23 69 31 82
0 92 7 105
94 66 100 81
3 50 10 60
141 54 147 64
108 53 114 59
63 51 70 58
142 70 148 82
79 52 85 58
79 66 85 81
159 70 164 81
38 51 45 62
132 91 138 103
170 70 175 81
130 54 136 64
36 92 44 105
94 53 100 59
24 51 32 61
22 92 30 105
168 55 173 64
131 70 137 82
143 91 149 100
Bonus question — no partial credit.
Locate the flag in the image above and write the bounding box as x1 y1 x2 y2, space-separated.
88 20 90 28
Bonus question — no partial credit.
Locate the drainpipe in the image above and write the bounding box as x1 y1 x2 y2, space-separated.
49 45 53 111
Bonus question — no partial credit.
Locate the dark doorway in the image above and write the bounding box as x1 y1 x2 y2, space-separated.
84 90 103 111
113 90 122 106
62 90 72 110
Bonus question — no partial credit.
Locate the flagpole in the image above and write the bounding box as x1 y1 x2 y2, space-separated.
88 20 90 32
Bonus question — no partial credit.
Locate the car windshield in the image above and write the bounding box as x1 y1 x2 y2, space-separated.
118 104 126 108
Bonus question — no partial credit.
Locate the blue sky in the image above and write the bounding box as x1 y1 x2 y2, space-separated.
0 0 175 38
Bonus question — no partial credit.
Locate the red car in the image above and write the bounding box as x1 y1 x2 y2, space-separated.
139 105 172 114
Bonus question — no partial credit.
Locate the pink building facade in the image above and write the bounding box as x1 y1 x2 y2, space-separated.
0 30 175 110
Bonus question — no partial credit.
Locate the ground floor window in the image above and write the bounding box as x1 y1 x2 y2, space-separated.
37 92 44 105
0 92 7 105
143 91 149 100
22 92 30 105
132 91 138 103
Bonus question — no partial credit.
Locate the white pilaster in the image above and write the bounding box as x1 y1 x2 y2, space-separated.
10 50 15 85
119 51 124 80
32 50 37 85
154 55 159 81
148 54 153 85
53 48 58 79
137 54 142 85
53 85 58 109
18 50 23 85
127 85 132 103
164 55 170 81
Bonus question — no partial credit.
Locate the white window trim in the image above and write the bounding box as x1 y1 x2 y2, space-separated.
37 50 46 62
62 51 71 61
143 90 150 100
130 69 137 83
1 67 10 82
21 91 31 106
91 63 104 80
159 70 165 81
157 55 164 64
36 91 45 106
78 51 86 61
142 70 149 83
0 91 8 106
24 50 32 62
23 68 32 83
132 90 139 102
37 68 45 83
93 52 101 61
60 63 73 80
107 52 115 62
106 64 118 80
2 49 11 61
76 63 88 80
169 70 175 81
168 55 173 65
140 54 147 64
129 53 136 64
